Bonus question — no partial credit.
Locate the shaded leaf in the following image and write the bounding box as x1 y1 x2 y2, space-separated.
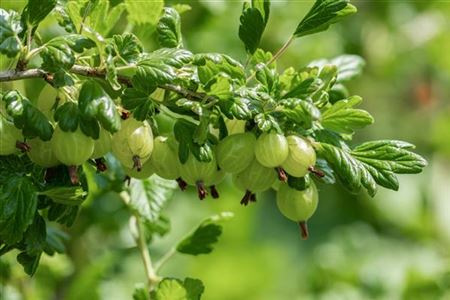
176 212 233 255
238 0 270 54
0 177 38 245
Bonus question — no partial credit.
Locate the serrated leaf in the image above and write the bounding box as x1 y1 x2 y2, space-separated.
107 33 143 64
23 0 57 28
81 0 126 36
173 119 213 163
317 140 427 196
157 8 182 48
23 214 47 256
153 278 205 300
2 90 53 140
78 80 121 133
17 252 41 276
183 278 204 300
254 113 280 132
128 176 177 239
176 212 233 255
41 34 95 72
0 177 38 245
193 53 245 84
133 284 150 300
0 9 23 57
280 98 321 129
294 0 357 38
44 226 69 255
321 96 374 134
54 102 79 132
39 187 87 206
137 48 192 85
238 0 270 54
155 279 186 300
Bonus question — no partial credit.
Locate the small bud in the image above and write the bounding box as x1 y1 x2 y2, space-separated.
176 178 187 191
210 185 219 199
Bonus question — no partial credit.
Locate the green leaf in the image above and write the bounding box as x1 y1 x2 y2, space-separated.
23 0 57 27
0 9 23 57
157 7 182 48
41 34 95 72
47 203 79 227
280 98 321 129
317 140 427 196
153 278 205 300
183 278 205 300
294 0 357 38
107 33 143 63
128 176 177 240
137 48 193 85
155 279 186 300
254 113 280 132
39 187 87 206
309 55 365 82
24 214 47 255
173 119 214 163
125 0 164 26
78 80 121 133
54 102 80 132
2 90 53 140
133 284 150 300
176 212 233 255
0 177 38 245
83 1 126 36
193 53 245 85
17 252 41 276
54 2 77 33
321 96 374 134
238 0 270 54
44 226 69 255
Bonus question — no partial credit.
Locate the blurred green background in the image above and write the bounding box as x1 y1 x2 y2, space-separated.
1 1 450 299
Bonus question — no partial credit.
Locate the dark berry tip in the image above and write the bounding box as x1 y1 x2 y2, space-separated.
124 175 131 186
240 190 253 206
210 185 219 199
277 167 288 182
16 141 31 152
196 181 208 200
95 158 107 172
132 156 142 172
68 165 79 185
308 166 325 178
176 177 187 191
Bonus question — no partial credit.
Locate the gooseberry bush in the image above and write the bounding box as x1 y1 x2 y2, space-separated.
0 0 427 298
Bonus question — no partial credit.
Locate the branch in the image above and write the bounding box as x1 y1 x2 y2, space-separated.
0 66 209 102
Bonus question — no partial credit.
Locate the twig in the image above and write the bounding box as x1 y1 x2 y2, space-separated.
0 66 211 102
154 247 176 273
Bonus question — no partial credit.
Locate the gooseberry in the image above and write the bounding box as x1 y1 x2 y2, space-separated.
123 159 155 179
232 159 277 205
216 132 256 173
51 125 94 166
91 128 112 159
254 132 289 168
276 181 318 239
148 135 180 180
0 116 22 155
111 118 153 170
27 138 60 167
51 125 94 184
281 135 316 177
179 154 217 200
